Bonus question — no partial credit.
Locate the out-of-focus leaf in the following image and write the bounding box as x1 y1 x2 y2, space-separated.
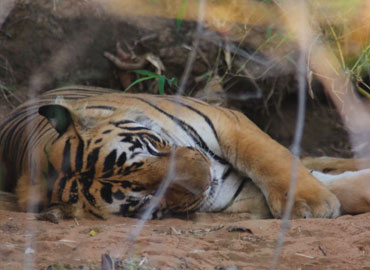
158 75 166 95
176 0 188 31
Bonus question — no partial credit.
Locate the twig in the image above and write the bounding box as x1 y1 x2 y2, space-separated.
295 253 315 259
270 0 308 269
318 245 327 256
126 0 207 258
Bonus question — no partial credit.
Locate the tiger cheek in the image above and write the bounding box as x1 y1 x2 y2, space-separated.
46 141 65 171
165 186 197 209
47 134 78 171
162 149 211 211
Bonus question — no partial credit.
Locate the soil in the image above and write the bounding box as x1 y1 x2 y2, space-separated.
0 1 367 270
1 205 370 270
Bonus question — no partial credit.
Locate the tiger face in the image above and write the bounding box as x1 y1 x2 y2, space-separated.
39 104 212 219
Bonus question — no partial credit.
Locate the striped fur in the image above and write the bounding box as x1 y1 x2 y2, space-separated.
0 86 345 220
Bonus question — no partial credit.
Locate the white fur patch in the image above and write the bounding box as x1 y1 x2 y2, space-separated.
53 95 67 105
312 169 370 185
199 160 243 212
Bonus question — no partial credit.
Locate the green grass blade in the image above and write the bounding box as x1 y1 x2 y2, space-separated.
266 24 274 39
167 77 178 87
158 75 166 94
124 75 157 92
176 0 188 31
133 69 159 77
358 86 370 99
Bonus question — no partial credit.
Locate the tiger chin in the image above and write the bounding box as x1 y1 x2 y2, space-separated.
1 86 369 223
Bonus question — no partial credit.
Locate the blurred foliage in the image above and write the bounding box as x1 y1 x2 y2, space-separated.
102 0 370 95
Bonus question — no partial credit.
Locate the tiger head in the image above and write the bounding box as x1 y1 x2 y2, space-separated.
38 102 212 219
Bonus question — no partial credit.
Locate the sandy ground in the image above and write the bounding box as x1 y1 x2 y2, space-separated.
1 204 370 270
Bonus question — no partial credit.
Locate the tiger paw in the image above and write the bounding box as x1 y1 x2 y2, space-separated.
36 203 78 223
36 207 64 224
267 182 341 219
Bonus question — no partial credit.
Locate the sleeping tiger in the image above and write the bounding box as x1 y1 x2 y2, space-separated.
0 85 369 222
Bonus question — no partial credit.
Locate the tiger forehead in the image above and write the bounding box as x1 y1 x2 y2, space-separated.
72 100 156 124
92 119 166 144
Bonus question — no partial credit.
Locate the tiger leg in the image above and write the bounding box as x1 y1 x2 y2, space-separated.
223 180 272 219
312 169 370 214
224 169 370 218
215 110 340 219
15 173 76 223
302 156 370 174
15 173 48 213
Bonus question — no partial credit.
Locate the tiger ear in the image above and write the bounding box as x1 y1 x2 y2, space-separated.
39 104 73 135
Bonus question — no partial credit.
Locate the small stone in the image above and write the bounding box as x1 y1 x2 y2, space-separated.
25 247 35 254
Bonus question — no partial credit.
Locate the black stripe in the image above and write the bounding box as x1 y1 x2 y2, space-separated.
118 132 161 143
79 147 100 208
61 138 72 177
68 180 79 203
86 147 100 170
221 167 233 182
0 107 31 136
228 110 240 123
98 179 131 186
218 180 247 212
3 112 39 157
57 176 68 201
45 160 59 202
86 105 116 111
43 88 113 99
120 162 144 175
165 98 219 141
75 140 84 172
119 126 150 131
88 209 104 219
80 174 97 207
110 120 135 126
113 190 125 200
94 138 103 144
128 139 143 151
146 144 168 157
18 119 51 170
116 152 127 167
183 96 210 106
100 183 113 203
20 126 55 170
103 150 117 172
102 129 112 134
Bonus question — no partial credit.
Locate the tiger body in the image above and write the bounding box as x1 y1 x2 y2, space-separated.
0 86 347 220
